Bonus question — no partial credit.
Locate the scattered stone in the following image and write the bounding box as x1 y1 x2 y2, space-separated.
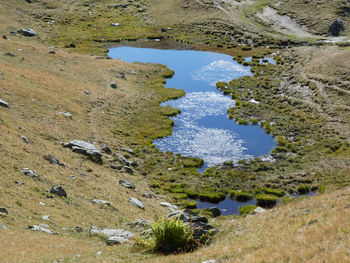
42 215 50 220
29 225 57 234
168 209 208 224
110 164 122 170
202 260 216 263
48 50 56 54
129 198 144 209
4 52 16 57
64 140 102 163
39 202 46 206
3 35 7 39
91 199 113 206
46 155 65 167
15 180 23 185
138 8 145 12
59 111 72 118
0 208 8 215
1 224 9 230
17 28 38 37
118 147 134 154
143 192 152 199
253 207 266 214
0 99 9 108
22 168 39 179
65 43 76 48
101 144 112 154
119 179 135 189
160 202 178 211
110 82 118 89
21 136 31 144
111 23 120 27
96 251 102 256
26 0 34 3
124 166 133 175
329 18 345 36
90 226 134 245
115 152 130 165
50 186 67 197
207 207 221 217
130 219 150 228
73 226 84 233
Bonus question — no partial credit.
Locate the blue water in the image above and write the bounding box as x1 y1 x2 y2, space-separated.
108 46 276 168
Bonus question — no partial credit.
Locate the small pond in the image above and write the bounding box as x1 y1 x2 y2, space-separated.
108 43 276 169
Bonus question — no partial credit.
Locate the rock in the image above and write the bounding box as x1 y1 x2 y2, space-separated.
42 215 50 220
29 225 57 234
101 144 112 154
207 207 221 217
0 207 8 215
110 82 118 89
96 251 102 255
329 18 345 36
17 28 38 37
118 147 134 154
47 155 65 167
111 23 120 27
65 140 102 163
15 180 23 185
1 224 9 230
202 260 216 263
143 192 152 198
119 179 135 189
115 152 131 165
253 207 266 214
59 111 72 118
65 43 76 48
160 202 178 211
48 50 56 54
90 226 134 245
129 198 144 209
91 199 113 206
22 168 39 179
50 186 67 197
0 99 9 108
4 52 16 57
73 226 84 233
110 164 122 170
130 219 150 228
21 136 31 144
168 209 208 224
124 166 133 175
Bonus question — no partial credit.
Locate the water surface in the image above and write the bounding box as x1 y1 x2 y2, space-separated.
108 46 276 168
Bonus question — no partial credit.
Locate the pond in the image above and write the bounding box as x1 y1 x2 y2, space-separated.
108 43 276 169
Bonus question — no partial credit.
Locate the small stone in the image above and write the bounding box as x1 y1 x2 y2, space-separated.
106 236 128 245
59 111 72 118
48 50 56 54
143 192 152 198
101 144 112 154
1 224 9 230
160 202 178 211
15 180 23 185
42 215 50 220
111 23 120 27
96 251 102 256
119 179 135 189
50 186 67 197
124 166 133 175
73 226 84 233
0 208 8 215
65 140 102 164
0 99 9 108
21 136 31 144
17 28 38 37
29 225 57 234
22 168 39 179
202 260 216 263
130 219 150 228
253 207 266 214
110 82 118 89
207 207 221 217
129 198 144 209
91 199 113 206
39 202 46 206
4 52 16 57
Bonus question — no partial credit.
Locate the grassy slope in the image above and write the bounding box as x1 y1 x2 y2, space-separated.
1 0 350 262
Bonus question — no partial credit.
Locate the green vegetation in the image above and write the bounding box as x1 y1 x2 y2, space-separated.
199 192 226 203
229 191 254 202
297 185 310 194
239 205 258 216
264 188 285 197
256 194 278 208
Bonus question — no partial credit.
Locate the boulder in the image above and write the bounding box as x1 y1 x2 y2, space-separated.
65 140 102 163
17 28 38 37
207 207 221 217
90 226 134 245
129 198 144 209
22 168 39 179
160 202 178 211
29 225 57 234
0 99 8 107
50 186 67 197
119 179 135 189
329 18 345 36
168 209 208 224
115 152 131 165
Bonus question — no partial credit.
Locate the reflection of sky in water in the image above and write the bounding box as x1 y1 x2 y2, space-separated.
108 47 275 168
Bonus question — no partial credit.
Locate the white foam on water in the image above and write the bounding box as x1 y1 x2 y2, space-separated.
192 60 251 86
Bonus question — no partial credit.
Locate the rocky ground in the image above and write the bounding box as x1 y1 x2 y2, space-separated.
1 0 350 262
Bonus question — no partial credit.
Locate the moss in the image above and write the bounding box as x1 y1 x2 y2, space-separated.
216 82 227 89
264 188 285 197
183 200 197 209
239 205 258 216
199 192 226 203
229 191 254 202
256 194 278 208
173 193 188 200
184 189 198 199
237 119 249 125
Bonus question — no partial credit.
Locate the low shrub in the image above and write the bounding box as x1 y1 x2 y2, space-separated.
199 192 226 203
239 205 258 216
264 188 285 197
297 185 309 194
229 191 254 202
256 194 278 208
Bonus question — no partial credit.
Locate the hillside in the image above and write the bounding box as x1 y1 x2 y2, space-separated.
1 0 350 262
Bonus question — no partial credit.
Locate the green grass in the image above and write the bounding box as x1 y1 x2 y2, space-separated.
239 205 258 217
256 194 278 208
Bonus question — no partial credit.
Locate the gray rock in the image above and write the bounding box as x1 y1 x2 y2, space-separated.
160 202 178 211
119 179 135 189
59 111 72 118
0 99 8 107
110 82 118 89
50 186 67 197
21 136 31 144
22 168 39 179
91 199 113 206
124 166 133 175
168 209 208 224
17 28 38 37
90 226 134 245
101 144 112 154
48 50 56 54
29 225 57 234
253 207 266 214
130 219 150 228
207 207 221 217
0 207 8 215
4 52 16 57
106 235 128 245
15 180 23 185
42 215 50 220
47 155 65 167
1 224 9 230
329 18 345 36
73 226 84 233
65 140 102 163
110 164 122 170
118 147 134 154
129 198 144 209
115 152 131 165
143 192 152 198
202 260 216 263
